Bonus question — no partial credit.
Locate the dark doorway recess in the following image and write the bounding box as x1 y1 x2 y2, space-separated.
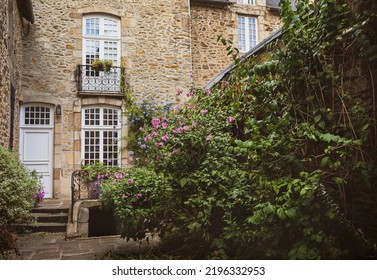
88 206 117 237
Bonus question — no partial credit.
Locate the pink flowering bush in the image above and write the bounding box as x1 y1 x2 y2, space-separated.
101 0 377 259
99 167 167 241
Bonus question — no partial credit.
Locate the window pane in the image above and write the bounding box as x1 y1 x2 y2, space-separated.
103 131 119 167
238 16 246 52
24 106 51 126
104 18 118 37
85 18 99 35
85 39 100 65
104 41 119 66
82 107 121 166
248 17 257 48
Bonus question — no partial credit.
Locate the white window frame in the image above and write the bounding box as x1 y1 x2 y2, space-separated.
82 14 121 67
237 0 255 5
238 15 258 52
81 106 122 167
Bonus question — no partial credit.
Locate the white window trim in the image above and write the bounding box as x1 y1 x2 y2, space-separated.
237 0 255 5
82 14 121 66
81 106 122 167
20 104 54 128
238 15 258 52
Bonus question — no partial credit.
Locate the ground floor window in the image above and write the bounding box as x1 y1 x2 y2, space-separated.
82 106 121 166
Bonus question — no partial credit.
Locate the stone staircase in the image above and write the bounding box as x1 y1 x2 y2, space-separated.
13 200 70 234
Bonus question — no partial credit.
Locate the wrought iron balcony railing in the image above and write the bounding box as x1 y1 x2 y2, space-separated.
77 65 125 95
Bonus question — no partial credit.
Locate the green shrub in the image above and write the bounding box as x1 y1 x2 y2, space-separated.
0 145 39 225
0 226 20 259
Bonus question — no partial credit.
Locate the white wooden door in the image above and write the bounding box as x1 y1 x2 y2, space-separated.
19 105 54 198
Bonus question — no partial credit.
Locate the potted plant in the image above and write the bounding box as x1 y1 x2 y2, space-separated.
91 59 113 72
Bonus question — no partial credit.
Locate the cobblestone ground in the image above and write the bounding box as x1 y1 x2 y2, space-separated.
16 233 159 260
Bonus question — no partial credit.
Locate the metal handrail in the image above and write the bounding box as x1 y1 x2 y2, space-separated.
71 170 101 222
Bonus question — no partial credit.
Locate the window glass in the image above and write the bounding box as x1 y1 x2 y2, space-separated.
82 107 121 167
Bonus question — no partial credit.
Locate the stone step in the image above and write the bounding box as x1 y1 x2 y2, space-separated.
12 200 70 234
13 222 67 233
33 213 68 223
31 206 69 214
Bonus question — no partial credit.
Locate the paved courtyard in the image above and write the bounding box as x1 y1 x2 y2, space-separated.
16 232 159 260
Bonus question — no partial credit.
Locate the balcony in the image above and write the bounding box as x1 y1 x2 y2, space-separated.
77 65 125 95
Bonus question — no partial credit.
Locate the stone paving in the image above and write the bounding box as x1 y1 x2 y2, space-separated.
16 232 159 260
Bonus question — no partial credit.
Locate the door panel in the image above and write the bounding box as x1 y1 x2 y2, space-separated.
20 129 53 198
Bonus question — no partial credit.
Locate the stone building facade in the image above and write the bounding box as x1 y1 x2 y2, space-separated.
15 0 281 200
191 0 281 87
0 0 34 151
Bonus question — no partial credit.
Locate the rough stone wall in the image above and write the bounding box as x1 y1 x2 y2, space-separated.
191 3 235 88
21 0 192 198
191 0 282 88
0 0 23 151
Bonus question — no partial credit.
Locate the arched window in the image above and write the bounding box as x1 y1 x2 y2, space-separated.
82 14 121 67
81 106 121 166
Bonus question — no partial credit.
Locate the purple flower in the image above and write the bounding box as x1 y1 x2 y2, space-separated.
135 193 143 200
227 116 235 123
162 135 169 141
155 142 164 147
144 135 152 142
114 172 123 179
162 122 168 129
152 118 160 129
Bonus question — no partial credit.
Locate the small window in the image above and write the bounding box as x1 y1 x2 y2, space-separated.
238 16 258 52
237 0 255 5
82 106 121 167
22 106 52 126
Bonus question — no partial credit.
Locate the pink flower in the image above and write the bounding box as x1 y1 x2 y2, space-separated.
139 127 143 131
183 125 189 131
152 118 160 129
155 142 164 147
171 148 181 154
151 131 158 136
201 109 208 115
221 81 229 88
162 122 168 129
193 122 198 128
227 116 235 123
205 135 212 141
162 135 169 141
121 194 126 199
161 116 165 122
128 178 134 185
114 172 123 179
144 135 152 142
177 127 183 133
205 88 211 95
177 89 182 95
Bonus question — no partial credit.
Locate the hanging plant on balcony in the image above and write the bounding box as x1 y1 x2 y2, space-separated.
91 59 113 72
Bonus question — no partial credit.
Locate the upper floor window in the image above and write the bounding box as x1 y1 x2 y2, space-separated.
238 16 258 52
82 15 121 67
237 0 255 4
